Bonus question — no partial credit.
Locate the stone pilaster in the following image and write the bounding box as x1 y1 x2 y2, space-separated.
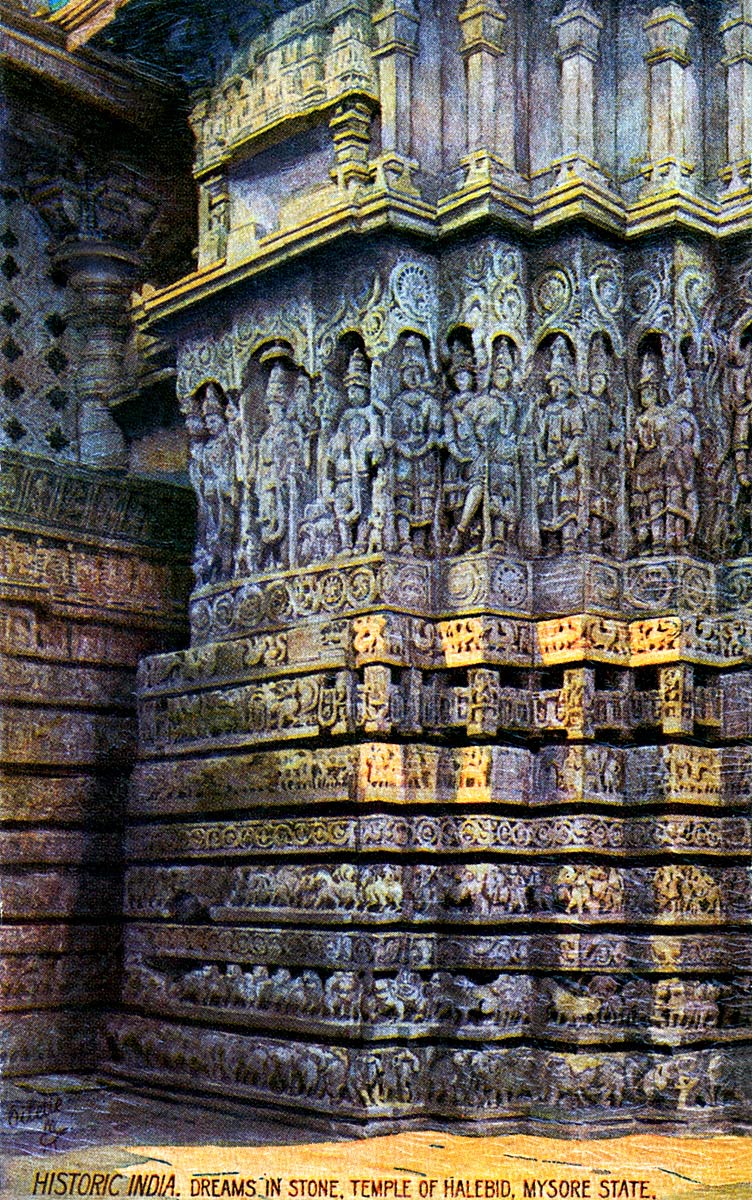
196 169 230 269
641 4 696 193
551 0 604 183
457 0 522 188
721 0 752 197
329 98 375 192
371 0 420 180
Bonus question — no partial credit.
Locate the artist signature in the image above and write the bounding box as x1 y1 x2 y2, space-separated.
3 1092 70 1148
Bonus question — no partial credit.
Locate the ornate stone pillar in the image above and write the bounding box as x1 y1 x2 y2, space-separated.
57 240 137 469
641 4 696 192
721 0 752 197
551 0 604 182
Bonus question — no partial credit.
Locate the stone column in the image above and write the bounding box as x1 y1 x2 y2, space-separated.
371 0 420 185
458 0 508 155
552 0 604 182
721 0 752 196
641 4 695 192
57 240 137 469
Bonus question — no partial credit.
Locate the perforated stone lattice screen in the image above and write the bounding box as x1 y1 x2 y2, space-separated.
0 190 79 459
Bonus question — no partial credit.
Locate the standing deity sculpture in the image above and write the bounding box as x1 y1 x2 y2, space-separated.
628 348 700 555
666 363 701 551
186 393 209 583
254 360 306 570
389 335 442 556
535 336 587 555
324 348 386 556
444 338 521 554
187 381 240 584
443 340 481 552
586 334 622 554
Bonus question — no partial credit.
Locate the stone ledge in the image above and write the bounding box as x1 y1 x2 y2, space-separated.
0 450 195 555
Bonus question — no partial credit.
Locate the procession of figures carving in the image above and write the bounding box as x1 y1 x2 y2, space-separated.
105 1014 752 1116
125 958 752 1037
183 252 752 585
124 861 749 923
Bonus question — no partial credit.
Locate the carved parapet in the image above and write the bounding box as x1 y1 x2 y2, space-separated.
190 0 378 178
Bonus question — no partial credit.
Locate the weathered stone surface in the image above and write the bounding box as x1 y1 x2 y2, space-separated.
102 1012 752 1122
2 871 121 920
1 1013 97 1078
0 953 116 1010
0 775 126 824
0 454 191 1076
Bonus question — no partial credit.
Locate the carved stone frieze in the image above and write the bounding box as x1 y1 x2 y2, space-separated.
127 812 752 860
0 450 195 552
129 230 752 1126
122 860 751 925
130 742 742 816
102 1012 752 1120
126 923 752 977
121 955 752 1046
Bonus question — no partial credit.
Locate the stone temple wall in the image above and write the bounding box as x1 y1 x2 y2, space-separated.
0 450 193 1077
0 0 736 1132
108 222 752 1131
0 11 198 1077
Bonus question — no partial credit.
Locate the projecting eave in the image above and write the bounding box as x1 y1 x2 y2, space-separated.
132 173 752 335
0 2 183 127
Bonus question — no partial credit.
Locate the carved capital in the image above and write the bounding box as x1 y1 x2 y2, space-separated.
372 0 420 57
458 0 507 58
644 4 692 65
721 2 752 65
552 1 602 62
25 163 157 255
